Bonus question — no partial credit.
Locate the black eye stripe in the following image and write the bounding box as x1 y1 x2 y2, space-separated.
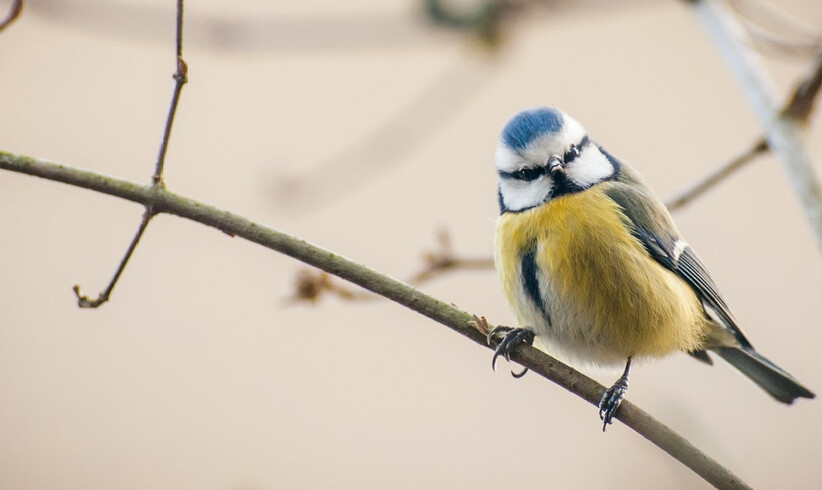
498 166 546 181
563 135 590 164
498 134 590 182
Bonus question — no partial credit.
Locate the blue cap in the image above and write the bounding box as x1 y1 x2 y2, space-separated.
501 107 563 151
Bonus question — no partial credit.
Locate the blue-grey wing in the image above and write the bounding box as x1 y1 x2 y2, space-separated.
602 177 752 350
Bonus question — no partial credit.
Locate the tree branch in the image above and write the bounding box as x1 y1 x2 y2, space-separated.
287 229 496 303
0 150 750 490
666 48 822 211
0 0 22 32
666 139 768 211
692 0 822 252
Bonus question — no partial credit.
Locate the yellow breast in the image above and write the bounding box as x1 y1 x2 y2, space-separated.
494 184 710 365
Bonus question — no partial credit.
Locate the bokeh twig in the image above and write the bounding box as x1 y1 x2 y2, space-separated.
692 0 822 253
666 140 768 211
667 50 822 211
286 229 494 304
0 0 23 32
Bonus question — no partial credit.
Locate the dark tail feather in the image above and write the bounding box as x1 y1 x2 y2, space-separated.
715 347 815 404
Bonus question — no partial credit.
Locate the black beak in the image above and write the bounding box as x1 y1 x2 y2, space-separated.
547 155 564 175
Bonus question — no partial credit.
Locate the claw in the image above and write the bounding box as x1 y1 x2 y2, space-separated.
486 325 513 346
511 366 529 378
488 327 535 375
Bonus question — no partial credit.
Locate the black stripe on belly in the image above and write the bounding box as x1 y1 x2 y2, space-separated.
521 247 551 327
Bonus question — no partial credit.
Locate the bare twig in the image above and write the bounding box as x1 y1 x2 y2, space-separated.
666 139 768 211
742 24 821 60
0 151 752 489
729 0 822 57
73 0 187 308
666 49 822 212
72 208 153 307
154 0 188 186
286 229 495 303
692 0 822 253
0 0 23 32
408 229 494 283
285 269 373 304
782 53 822 122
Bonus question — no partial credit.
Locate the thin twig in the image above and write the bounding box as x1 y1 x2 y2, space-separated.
407 229 495 284
781 52 822 122
666 139 768 211
286 229 495 303
0 151 752 489
0 0 23 32
692 0 822 253
665 49 822 211
72 208 153 307
729 0 822 47
73 0 187 308
154 0 187 186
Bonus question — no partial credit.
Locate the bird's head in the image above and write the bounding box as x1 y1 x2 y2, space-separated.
495 107 618 213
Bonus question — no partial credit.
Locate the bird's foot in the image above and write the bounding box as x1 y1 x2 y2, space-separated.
486 326 535 378
598 380 627 431
598 360 632 432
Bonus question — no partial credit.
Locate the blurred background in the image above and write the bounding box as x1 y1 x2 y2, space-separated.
1 0 821 488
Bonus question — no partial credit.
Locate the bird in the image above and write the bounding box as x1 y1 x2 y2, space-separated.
489 107 814 430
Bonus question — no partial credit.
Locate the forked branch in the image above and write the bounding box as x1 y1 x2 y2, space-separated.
72 0 188 308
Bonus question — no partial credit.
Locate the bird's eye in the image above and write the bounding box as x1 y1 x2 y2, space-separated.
564 144 581 163
515 167 541 181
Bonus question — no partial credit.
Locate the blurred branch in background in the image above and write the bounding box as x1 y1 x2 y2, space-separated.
693 0 822 252
72 0 188 308
666 51 822 211
423 0 513 45
27 0 646 51
729 0 822 58
0 0 22 32
30 0 435 50
285 229 494 304
268 54 495 214
0 151 752 490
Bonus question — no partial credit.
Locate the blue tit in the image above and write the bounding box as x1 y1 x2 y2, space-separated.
489 107 814 430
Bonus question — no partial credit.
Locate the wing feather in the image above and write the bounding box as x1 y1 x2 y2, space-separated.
602 179 751 348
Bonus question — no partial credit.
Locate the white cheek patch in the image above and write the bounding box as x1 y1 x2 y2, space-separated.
565 147 614 188
496 141 553 212
499 177 552 212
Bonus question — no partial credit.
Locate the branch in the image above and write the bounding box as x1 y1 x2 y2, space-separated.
286 229 495 303
0 150 750 490
692 0 822 252
0 0 22 32
667 48 822 211
72 0 188 308
666 139 768 211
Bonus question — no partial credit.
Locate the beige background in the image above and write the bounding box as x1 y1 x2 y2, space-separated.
1 0 821 488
